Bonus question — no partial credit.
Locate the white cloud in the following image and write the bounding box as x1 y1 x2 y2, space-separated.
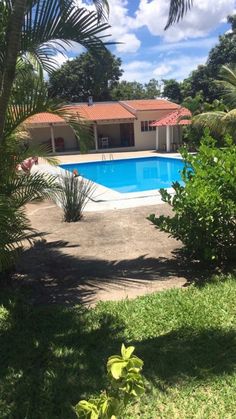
134 0 235 42
121 54 208 83
165 55 208 80
74 0 141 53
153 64 172 77
149 36 218 53
116 33 141 53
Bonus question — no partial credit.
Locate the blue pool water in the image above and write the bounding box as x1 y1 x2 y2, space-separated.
60 157 184 193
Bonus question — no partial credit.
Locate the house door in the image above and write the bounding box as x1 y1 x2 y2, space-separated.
120 123 134 147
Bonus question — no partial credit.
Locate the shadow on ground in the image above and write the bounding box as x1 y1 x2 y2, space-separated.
0 293 235 419
12 239 213 305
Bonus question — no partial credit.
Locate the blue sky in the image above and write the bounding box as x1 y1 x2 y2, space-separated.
56 0 236 83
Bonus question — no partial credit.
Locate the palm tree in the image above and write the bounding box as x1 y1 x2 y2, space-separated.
0 0 110 143
193 65 236 139
0 0 110 272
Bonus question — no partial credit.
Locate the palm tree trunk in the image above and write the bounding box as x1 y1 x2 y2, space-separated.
0 0 27 144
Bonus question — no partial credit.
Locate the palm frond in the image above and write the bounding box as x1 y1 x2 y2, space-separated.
165 0 193 29
4 74 49 137
216 65 236 109
222 109 236 130
0 197 33 272
193 111 227 134
5 68 93 154
92 0 109 21
53 106 94 152
3 172 60 207
22 0 112 73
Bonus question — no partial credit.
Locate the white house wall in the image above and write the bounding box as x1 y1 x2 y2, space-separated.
133 110 175 150
29 125 77 151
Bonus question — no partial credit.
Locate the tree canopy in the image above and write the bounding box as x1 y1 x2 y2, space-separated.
111 79 161 101
181 15 236 103
162 79 183 103
49 50 123 102
162 14 236 109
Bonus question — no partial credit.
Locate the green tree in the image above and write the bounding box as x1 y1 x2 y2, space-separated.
49 50 123 102
162 79 182 103
149 131 236 263
207 15 236 76
111 79 160 101
181 15 236 103
144 78 161 98
111 81 146 100
0 0 109 272
181 65 217 103
193 65 236 141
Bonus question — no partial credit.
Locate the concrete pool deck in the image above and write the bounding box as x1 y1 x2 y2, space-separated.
36 150 182 211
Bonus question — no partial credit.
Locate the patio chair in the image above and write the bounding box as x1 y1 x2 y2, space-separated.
101 137 109 148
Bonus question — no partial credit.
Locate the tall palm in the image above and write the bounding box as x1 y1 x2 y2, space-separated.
0 0 109 272
193 65 236 138
0 0 110 143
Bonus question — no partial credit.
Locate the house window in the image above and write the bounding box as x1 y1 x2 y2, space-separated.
141 121 149 132
141 121 156 132
149 121 156 131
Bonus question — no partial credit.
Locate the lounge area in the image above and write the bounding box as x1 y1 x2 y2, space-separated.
96 122 135 149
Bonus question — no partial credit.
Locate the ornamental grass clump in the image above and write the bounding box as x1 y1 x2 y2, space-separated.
148 131 236 263
58 171 96 222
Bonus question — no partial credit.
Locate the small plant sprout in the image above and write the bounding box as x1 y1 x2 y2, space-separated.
74 344 145 418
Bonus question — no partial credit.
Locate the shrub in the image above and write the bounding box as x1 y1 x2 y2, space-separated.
148 131 236 263
57 171 96 222
74 344 145 418
0 139 59 274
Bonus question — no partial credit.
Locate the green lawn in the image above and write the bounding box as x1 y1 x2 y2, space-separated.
0 275 236 418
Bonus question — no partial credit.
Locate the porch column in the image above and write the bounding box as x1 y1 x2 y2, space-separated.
50 123 56 154
155 126 159 151
93 123 98 151
166 125 171 152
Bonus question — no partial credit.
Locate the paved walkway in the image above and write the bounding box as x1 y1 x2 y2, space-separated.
15 202 206 306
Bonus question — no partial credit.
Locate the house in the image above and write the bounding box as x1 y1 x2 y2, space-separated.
26 99 191 154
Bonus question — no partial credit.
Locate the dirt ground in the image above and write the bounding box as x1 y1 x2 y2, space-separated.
13 202 206 306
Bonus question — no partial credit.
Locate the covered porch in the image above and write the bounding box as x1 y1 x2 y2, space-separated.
93 120 135 151
26 114 79 154
151 107 191 152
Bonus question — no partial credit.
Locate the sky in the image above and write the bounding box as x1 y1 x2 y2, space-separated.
55 0 236 83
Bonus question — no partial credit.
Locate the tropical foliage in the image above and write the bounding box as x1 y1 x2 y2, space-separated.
193 65 236 140
75 344 145 419
149 131 236 263
0 0 111 143
0 152 59 274
0 0 109 273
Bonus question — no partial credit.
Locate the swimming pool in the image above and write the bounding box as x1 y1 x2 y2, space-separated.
60 156 184 193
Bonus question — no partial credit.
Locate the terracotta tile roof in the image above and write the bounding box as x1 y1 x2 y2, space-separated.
68 102 135 121
121 99 179 111
151 107 192 127
26 112 65 124
25 100 183 125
